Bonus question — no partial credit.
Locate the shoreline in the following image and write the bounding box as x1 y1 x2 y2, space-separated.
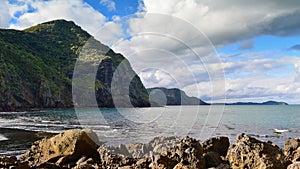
0 126 293 156
0 129 300 168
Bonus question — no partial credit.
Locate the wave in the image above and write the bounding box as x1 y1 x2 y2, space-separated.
0 134 8 141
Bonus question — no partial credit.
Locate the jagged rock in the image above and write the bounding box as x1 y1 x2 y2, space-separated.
20 129 100 167
202 136 230 157
98 147 137 168
0 156 29 169
284 138 300 162
135 157 152 168
173 162 191 169
215 163 231 169
227 133 290 169
109 136 179 158
125 143 146 158
73 157 99 169
288 162 300 169
204 151 223 168
107 144 131 157
150 136 205 169
35 162 61 169
150 136 179 155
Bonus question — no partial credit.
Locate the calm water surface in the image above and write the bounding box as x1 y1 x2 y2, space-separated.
0 105 299 155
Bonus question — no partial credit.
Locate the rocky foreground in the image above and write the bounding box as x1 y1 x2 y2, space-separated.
1 129 300 168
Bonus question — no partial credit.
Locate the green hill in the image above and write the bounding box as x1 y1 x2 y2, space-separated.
0 19 150 111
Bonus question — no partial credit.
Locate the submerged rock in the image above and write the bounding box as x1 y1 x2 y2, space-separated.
227 133 290 169
20 129 100 168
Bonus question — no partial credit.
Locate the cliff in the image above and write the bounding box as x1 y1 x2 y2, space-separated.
0 19 149 111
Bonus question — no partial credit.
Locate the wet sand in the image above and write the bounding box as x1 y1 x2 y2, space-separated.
0 128 54 156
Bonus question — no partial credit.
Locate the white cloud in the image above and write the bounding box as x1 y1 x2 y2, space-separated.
8 0 106 37
109 2 300 102
100 0 116 11
3 0 300 103
0 1 11 28
142 0 300 45
93 21 123 46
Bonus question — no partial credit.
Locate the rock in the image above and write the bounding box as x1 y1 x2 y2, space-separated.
204 151 223 168
0 156 17 167
118 166 133 169
215 163 231 169
35 162 61 169
0 156 29 169
227 133 290 169
107 144 131 157
135 157 152 168
20 129 100 167
173 162 191 169
151 136 205 169
202 136 230 157
98 147 137 168
284 138 300 162
73 157 99 169
120 136 179 158
150 136 179 155
288 162 300 169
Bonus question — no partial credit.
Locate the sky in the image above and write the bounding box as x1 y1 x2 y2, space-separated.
1 0 300 104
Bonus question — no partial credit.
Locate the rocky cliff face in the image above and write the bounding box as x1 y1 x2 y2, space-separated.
0 19 149 111
147 87 208 106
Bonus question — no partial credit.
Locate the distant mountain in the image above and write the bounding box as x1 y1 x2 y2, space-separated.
147 87 209 106
226 101 288 105
0 19 150 111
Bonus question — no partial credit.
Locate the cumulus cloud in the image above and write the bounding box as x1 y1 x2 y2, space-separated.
108 0 300 102
8 0 106 37
100 0 116 11
142 0 300 45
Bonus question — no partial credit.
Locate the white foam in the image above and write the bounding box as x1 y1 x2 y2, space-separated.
0 134 8 141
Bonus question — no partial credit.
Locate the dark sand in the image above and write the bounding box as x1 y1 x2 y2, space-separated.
0 128 54 156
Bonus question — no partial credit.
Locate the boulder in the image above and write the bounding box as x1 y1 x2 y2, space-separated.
284 138 300 162
150 136 205 169
227 133 290 169
20 129 100 167
202 136 230 157
288 162 300 169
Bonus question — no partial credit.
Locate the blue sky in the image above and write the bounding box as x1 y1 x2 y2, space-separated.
1 0 300 104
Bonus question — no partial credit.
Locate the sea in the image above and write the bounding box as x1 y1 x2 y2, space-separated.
0 105 299 156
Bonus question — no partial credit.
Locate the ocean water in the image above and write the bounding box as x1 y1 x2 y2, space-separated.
0 105 299 155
